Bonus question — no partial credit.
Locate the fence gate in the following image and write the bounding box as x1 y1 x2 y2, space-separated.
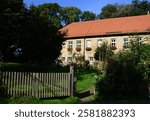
1 66 75 98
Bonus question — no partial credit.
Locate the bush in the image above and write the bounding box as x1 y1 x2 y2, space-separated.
96 53 149 102
96 42 150 103
0 62 70 72
84 60 90 68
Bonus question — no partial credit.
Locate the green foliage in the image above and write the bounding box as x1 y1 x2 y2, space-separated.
37 3 62 29
99 4 118 19
0 62 70 72
94 42 113 62
94 42 114 71
84 60 90 68
0 0 26 62
0 96 80 104
1 2 65 64
72 52 84 67
98 0 150 19
96 39 150 102
81 11 97 21
19 5 65 65
0 1 65 65
76 69 96 92
61 6 81 25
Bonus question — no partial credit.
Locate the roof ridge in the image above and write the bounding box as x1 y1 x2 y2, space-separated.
69 14 150 24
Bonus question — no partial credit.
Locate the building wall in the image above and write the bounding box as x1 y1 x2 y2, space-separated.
61 34 150 65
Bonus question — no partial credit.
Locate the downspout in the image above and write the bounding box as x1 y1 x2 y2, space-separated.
83 37 86 61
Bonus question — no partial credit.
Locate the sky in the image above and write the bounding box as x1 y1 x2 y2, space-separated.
24 0 133 14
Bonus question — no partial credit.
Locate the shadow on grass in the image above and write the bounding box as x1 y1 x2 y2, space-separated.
77 90 93 98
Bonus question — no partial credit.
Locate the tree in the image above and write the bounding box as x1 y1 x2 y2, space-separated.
37 3 62 29
80 11 97 21
98 0 150 19
130 0 150 15
0 0 26 62
19 5 65 65
96 37 150 102
61 7 81 26
94 42 113 62
98 4 118 19
94 42 113 70
0 1 65 65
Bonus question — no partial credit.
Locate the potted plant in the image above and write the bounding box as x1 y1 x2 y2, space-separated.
110 46 117 50
76 47 81 51
67 48 73 51
86 47 92 51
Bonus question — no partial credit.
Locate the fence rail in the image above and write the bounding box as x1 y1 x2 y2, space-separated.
1 66 75 98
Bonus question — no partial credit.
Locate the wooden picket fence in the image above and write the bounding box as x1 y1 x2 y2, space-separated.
1 66 75 98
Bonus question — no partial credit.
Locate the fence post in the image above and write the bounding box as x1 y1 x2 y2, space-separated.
70 66 74 96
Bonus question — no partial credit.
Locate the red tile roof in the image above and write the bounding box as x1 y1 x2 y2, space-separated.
60 15 150 38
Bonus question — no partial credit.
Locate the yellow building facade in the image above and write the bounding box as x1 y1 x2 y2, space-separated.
60 15 150 65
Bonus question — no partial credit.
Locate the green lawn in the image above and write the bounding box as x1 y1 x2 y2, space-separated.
0 96 80 104
76 69 96 93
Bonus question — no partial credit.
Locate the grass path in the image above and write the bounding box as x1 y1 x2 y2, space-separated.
75 69 97 103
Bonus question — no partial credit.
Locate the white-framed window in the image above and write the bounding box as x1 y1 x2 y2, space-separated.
86 40 92 48
97 39 103 47
89 57 94 62
139 37 144 44
76 40 81 48
111 38 116 46
68 41 73 48
123 38 128 46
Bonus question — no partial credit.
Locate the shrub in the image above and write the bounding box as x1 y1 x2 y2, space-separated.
96 53 149 102
96 41 150 103
94 42 114 71
0 62 70 72
84 60 90 68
